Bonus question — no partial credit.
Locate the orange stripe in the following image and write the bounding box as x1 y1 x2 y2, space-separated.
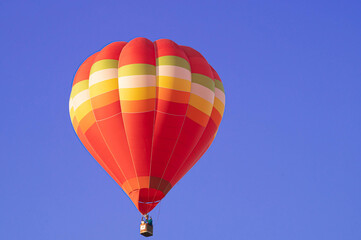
186 105 210 127
121 176 172 195
121 99 156 113
78 111 96 133
73 117 79 133
91 89 119 109
158 87 190 104
93 101 121 120
210 108 222 127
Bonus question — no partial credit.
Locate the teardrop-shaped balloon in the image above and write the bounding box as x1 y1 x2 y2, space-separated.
69 37 225 214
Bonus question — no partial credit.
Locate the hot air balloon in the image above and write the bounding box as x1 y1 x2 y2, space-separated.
68 37 225 235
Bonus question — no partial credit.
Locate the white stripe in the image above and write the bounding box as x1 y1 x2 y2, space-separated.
215 88 226 104
89 68 118 86
69 98 73 112
69 98 74 112
72 89 90 110
118 75 156 88
156 65 191 81
191 83 215 104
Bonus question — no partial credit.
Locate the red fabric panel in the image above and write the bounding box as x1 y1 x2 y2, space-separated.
118 37 155 66
181 46 214 79
156 99 188 115
84 124 126 184
92 100 121 120
150 112 185 178
72 53 98 86
95 41 127 61
171 119 218 186
161 118 205 182
210 65 222 82
121 112 155 177
76 126 123 187
154 39 189 60
96 116 136 180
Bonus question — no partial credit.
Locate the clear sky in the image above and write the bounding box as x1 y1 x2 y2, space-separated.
1 1 361 239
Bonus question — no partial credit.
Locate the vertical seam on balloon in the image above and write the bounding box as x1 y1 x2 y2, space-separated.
86 53 131 193
91 117 129 190
149 46 193 205
166 63 216 187
118 113 140 192
146 40 159 214
75 121 124 188
118 41 141 193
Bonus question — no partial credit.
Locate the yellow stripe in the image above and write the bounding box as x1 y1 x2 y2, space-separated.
213 97 225 116
189 94 213 115
70 80 89 99
74 100 93 121
119 87 156 101
157 76 191 92
90 59 118 75
69 107 75 121
89 78 118 97
118 64 155 77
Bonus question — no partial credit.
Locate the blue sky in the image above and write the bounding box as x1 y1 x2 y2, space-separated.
1 0 361 239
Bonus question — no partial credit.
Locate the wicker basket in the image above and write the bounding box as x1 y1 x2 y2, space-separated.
140 223 153 237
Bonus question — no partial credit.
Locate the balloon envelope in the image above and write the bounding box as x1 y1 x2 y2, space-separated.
69 38 225 214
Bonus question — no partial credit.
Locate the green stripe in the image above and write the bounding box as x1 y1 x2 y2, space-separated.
156 56 190 70
192 73 215 92
118 64 156 76
215 80 225 93
90 59 118 75
70 80 89 99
